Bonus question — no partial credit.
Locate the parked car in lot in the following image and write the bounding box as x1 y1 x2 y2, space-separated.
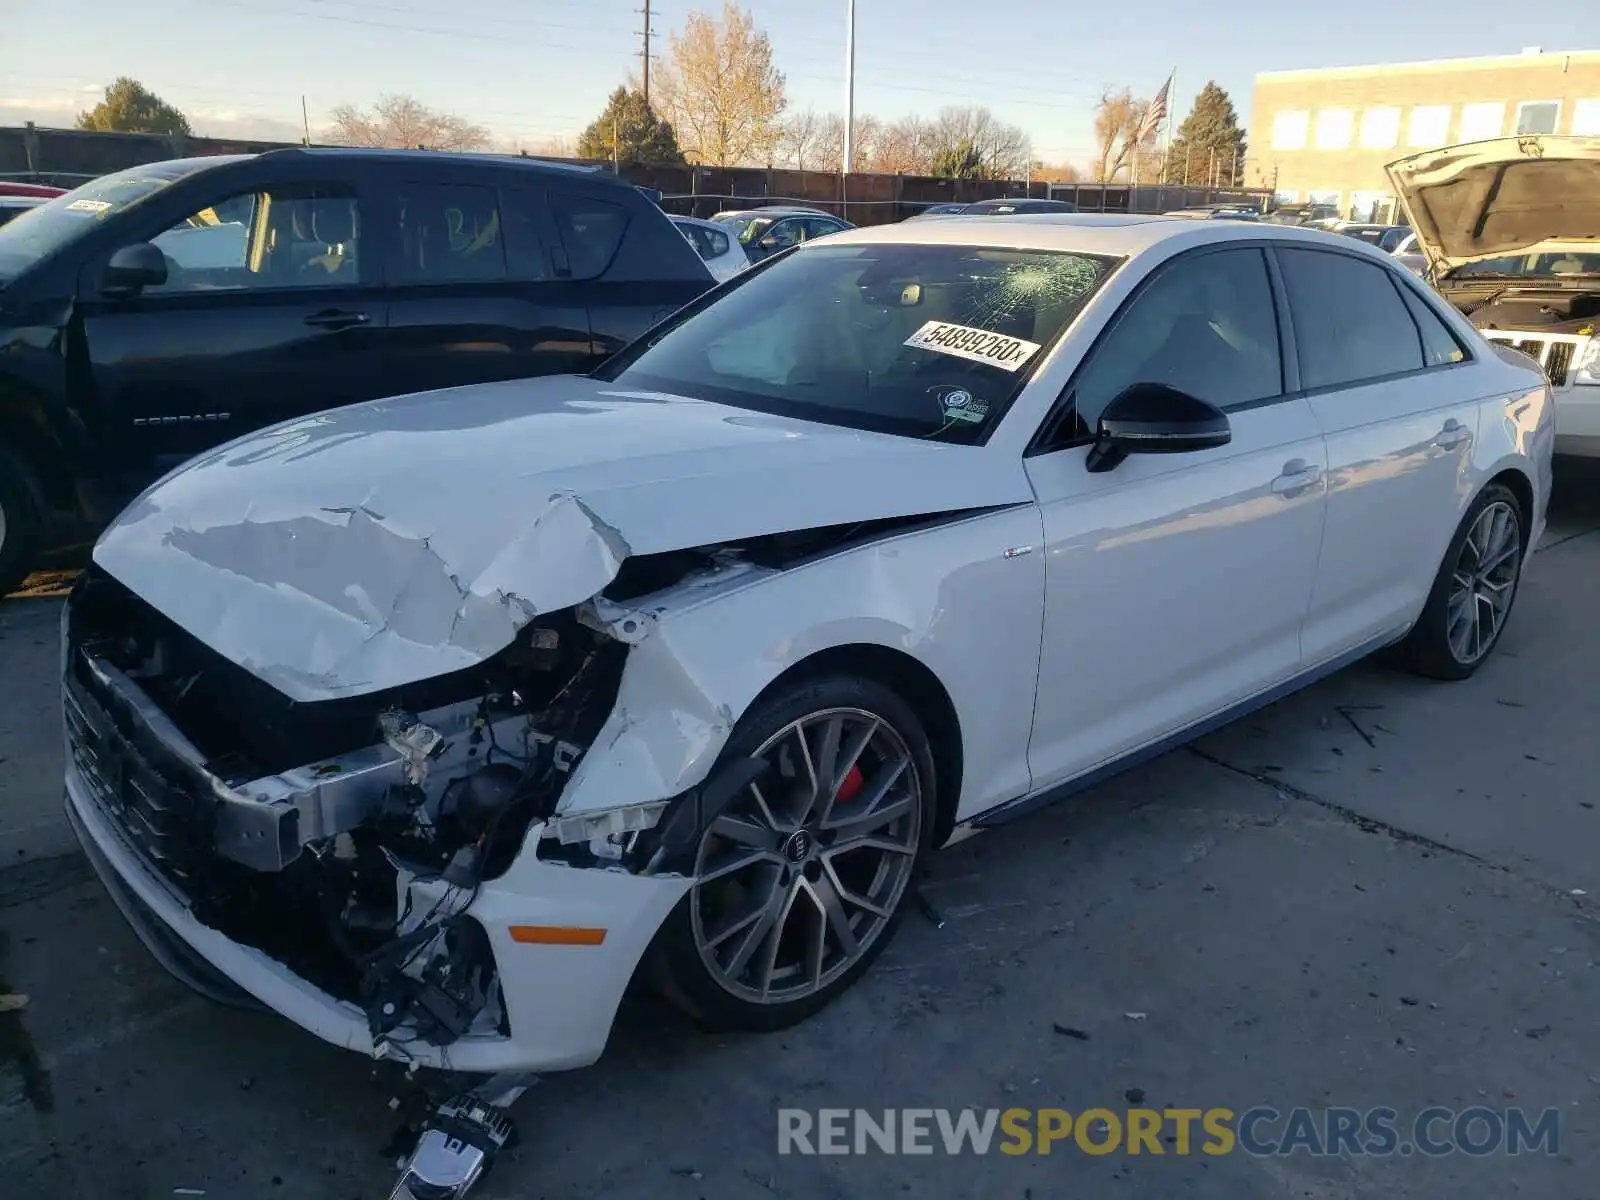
671 214 749 282
0 182 67 200
63 214 1551 1196
959 197 1078 215
0 195 48 227
903 201 970 219
1387 134 1600 457
1330 222 1411 251
710 204 854 263
1389 231 1427 276
0 147 714 594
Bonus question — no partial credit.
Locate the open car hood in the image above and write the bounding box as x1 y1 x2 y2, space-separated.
1385 135 1600 275
92 376 1031 702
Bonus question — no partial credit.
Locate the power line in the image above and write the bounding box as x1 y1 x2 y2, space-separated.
198 0 637 57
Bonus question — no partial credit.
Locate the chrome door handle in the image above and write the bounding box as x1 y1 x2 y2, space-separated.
1270 458 1323 497
1433 419 1471 450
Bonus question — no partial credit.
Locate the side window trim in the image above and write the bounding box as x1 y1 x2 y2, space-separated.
1025 242 1293 457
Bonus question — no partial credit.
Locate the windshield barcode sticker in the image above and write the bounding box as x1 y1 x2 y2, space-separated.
904 321 1042 372
65 198 112 213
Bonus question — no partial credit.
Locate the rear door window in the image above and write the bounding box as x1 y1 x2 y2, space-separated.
552 195 629 279
390 183 505 284
1276 248 1427 389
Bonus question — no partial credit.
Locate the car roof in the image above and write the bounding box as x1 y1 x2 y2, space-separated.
813 212 1399 261
278 146 607 175
715 205 833 218
670 214 729 231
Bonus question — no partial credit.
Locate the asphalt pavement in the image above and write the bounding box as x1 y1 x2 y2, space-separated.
2 467 1598 1199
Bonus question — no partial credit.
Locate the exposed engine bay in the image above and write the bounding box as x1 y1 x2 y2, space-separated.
62 515 945 1058
1446 284 1600 333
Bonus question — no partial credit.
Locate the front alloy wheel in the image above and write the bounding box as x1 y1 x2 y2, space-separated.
649 676 935 1031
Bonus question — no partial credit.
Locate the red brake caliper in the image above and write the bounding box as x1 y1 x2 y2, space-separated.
836 764 865 805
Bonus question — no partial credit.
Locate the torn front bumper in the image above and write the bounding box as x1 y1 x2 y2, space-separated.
66 759 692 1073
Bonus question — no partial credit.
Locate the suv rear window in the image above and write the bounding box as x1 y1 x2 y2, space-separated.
554 196 628 279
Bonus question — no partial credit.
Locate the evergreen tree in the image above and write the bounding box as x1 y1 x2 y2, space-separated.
1164 82 1247 186
577 87 686 166
77 78 191 136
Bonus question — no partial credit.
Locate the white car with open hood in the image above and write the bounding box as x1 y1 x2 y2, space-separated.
1388 134 1600 457
63 213 1552 1190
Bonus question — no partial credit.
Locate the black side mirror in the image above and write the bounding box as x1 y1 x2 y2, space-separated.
1085 382 1231 474
102 243 167 296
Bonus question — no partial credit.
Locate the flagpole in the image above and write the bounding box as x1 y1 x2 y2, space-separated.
1163 67 1176 183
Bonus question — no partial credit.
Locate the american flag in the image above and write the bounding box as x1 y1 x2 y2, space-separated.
1135 73 1173 144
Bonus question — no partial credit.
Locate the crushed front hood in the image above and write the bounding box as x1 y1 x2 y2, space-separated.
94 376 1030 701
1386 135 1600 274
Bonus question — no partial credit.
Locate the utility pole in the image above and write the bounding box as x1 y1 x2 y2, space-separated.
842 0 857 174
638 0 653 108
301 95 311 145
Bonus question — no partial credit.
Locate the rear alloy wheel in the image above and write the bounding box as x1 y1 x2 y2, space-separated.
1400 483 1525 680
649 675 935 1031
0 443 48 599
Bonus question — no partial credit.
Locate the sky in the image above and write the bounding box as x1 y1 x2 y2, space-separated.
2 1 1594 168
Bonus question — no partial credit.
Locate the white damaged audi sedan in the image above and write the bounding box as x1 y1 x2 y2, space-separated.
65 215 1552 1091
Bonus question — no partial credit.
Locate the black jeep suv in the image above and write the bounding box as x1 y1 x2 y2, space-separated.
0 147 714 593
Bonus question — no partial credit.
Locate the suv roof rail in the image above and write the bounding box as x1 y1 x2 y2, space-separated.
252 145 615 178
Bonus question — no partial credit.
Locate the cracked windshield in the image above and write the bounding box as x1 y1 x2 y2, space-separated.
2 1 1598 1198
604 244 1116 440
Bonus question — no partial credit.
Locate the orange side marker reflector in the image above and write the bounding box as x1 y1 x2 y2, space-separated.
509 925 608 946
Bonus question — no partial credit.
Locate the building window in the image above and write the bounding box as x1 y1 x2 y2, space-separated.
1314 108 1354 149
1272 110 1310 150
1515 101 1561 134
1358 107 1401 149
1308 189 1341 209
1458 102 1505 142
1273 189 1300 204
1575 99 1600 136
1407 105 1452 148
1349 191 1393 223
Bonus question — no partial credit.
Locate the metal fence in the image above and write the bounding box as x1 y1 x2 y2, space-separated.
1 122 1273 224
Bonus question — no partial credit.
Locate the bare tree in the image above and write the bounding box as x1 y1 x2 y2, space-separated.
778 108 824 171
329 93 489 151
1033 160 1082 184
811 114 847 172
848 113 882 170
507 134 575 158
1091 87 1157 183
656 2 787 166
925 106 1029 179
871 117 930 174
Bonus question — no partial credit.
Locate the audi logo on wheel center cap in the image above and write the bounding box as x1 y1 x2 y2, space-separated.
783 829 815 864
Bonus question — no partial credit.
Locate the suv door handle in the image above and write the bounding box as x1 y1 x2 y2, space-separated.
304 309 369 329
1433 419 1471 450
1270 459 1323 497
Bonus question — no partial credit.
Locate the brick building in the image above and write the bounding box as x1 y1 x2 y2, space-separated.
1248 47 1600 222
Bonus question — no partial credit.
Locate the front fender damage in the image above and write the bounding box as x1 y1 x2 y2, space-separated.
71 498 981 1081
